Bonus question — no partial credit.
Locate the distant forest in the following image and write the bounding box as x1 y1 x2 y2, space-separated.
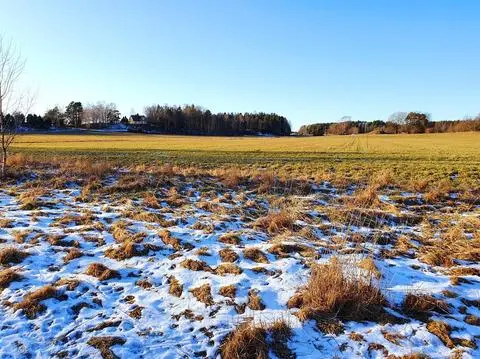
298 112 480 136
2 102 291 136
3 102 480 136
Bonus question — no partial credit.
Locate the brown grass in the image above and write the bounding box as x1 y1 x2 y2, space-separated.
218 233 242 245
215 263 243 276
357 257 381 279
85 263 120 281
0 247 29 266
220 319 294 359
220 322 268 359
268 243 316 258
159 230 190 251
14 285 58 319
419 226 480 267
243 248 269 264
219 248 239 263
426 321 454 348
247 290 265 311
87 336 126 359
180 259 213 272
219 285 237 299
168 276 183 297
104 242 148 260
143 192 161 209
464 315 480 326
290 257 385 323
0 268 21 292
190 283 214 306
63 248 83 263
402 293 450 318
255 210 296 234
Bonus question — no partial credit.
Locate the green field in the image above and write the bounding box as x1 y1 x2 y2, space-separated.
12 132 480 185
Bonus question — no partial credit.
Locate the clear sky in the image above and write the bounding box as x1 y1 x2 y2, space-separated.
1 0 479 130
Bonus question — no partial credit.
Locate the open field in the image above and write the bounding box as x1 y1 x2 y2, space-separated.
11 132 480 187
0 132 479 358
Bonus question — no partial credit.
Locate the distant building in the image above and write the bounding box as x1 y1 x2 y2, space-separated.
129 114 147 125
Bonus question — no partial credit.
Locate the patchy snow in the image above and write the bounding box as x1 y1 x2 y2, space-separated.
0 174 478 358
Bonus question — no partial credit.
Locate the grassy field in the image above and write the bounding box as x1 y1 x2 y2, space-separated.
11 132 480 185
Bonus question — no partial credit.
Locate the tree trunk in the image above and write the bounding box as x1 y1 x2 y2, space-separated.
1 147 6 179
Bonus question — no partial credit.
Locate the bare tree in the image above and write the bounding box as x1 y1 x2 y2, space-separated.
0 35 29 178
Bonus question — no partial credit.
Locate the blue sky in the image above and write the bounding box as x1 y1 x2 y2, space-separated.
1 0 479 129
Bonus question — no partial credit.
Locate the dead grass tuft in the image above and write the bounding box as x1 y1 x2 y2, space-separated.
0 247 29 266
218 233 242 245
268 243 316 258
419 226 480 267
215 263 243 276
87 336 126 359
180 259 213 272
220 322 268 359
247 289 265 311
291 257 385 323
255 210 296 234
85 263 120 281
357 257 381 279
168 276 183 297
190 283 214 306
402 293 450 319
243 247 269 263
0 268 21 292
426 320 454 348
219 248 239 263
104 242 148 260
219 285 237 299
63 248 83 263
14 285 59 319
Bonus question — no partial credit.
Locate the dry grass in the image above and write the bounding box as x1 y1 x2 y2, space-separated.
426 321 455 348
270 319 294 359
87 336 126 359
0 247 29 266
190 283 214 306
247 290 265 311
168 276 183 297
85 263 120 281
143 192 161 209
220 322 268 359
419 226 480 267
243 248 269 264
464 315 480 326
219 284 237 299
402 293 450 319
220 319 294 359
14 285 58 319
159 230 188 251
219 248 239 263
268 243 316 258
215 263 243 276
104 242 148 260
180 259 213 272
63 248 83 263
218 233 242 245
18 188 45 210
255 210 296 234
357 257 381 279
0 268 21 292
289 257 385 323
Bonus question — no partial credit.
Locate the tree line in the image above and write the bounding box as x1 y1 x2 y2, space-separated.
298 112 480 136
2 101 292 136
143 104 291 135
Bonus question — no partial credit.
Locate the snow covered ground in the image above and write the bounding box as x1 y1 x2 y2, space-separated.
0 171 478 358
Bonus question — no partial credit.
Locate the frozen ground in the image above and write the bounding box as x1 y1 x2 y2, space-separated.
0 171 478 358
